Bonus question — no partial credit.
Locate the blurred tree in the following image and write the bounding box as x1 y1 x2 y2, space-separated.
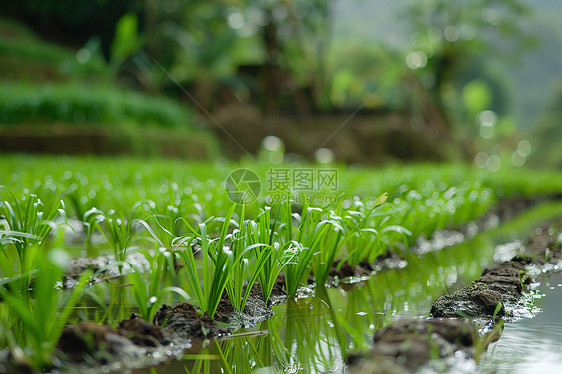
110 12 143 78
0 0 141 56
257 0 334 114
531 82 562 168
401 0 536 158
131 0 336 115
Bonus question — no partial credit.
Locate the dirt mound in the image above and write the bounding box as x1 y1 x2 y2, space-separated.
153 283 275 339
431 260 527 318
153 303 231 339
56 314 169 364
348 318 477 373
431 286 504 318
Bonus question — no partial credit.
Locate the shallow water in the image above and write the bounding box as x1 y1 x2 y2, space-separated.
67 201 562 373
479 272 562 374
154 202 562 374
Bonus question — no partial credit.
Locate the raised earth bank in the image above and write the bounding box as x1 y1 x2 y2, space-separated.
348 217 562 373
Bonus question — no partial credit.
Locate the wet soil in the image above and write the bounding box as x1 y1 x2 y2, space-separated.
56 314 170 365
518 218 562 263
431 260 527 318
153 282 274 339
325 256 398 284
348 318 477 373
348 214 562 373
328 259 374 280
152 303 230 339
23 197 562 373
347 258 529 373
61 251 150 290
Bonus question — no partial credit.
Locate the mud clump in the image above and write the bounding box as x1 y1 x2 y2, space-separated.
118 314 170 347
326 253 405 285
481 261 526 278
63 256 110 286
520 220 562 263
153 283 274 339
240 283 274 322
431 287 504 318
348 318 477 373
328 259 373 281
431 260 528 318
373 318 476 348
270 272 287 298
153 303 231 339
56 315 168 364
489 196 540 222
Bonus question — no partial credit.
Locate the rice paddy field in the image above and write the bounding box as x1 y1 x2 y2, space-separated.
2 154 562 373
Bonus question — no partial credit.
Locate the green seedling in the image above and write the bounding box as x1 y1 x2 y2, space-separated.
250 201 294 301
224 204 272 312
128 254 190 321
173 205 237 318
493 301 503 319
0 248 91 370
84 208 145 273
0 187 66 274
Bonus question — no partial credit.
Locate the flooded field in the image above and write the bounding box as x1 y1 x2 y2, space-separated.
480 272 562 374
148 201 562 374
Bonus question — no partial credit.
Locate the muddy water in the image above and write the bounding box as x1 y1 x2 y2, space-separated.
479 272 562 374
154 202 562 374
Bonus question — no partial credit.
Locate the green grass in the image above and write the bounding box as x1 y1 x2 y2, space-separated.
0 17 105 81
0 187 66 274
0 247 91 370
2 154 562 366
174 210 235 318
0 81 196 129
0 17 219 159
128 248 190 321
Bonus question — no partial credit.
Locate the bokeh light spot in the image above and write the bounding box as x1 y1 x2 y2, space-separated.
475 152 489 168
227 12 244 29
444 26 459 42
406 51 428 70
511 151 526 167
315 148 334 164
76 48 90 64
488 155 501 172
263 135 282 151
517 140 532 157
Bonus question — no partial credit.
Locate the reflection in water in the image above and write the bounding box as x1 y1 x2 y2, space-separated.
171 232 499 373
161 202 562 373
480 272 562 374
273 235 496 373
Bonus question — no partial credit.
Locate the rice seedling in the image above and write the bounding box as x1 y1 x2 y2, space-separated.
247 202 292 302
132 181 193 247
295 203 344 286
127 247 190 321
0 248 91 370
336 193 392 266
282 241 315 297
4 154 562 371
173 205 237 318
223 205 272 312
0 187 66 275
83 208 139 273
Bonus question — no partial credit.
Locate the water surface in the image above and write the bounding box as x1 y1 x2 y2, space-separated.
480 272 562 374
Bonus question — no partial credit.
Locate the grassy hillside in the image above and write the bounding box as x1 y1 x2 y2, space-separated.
0 18 219 159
